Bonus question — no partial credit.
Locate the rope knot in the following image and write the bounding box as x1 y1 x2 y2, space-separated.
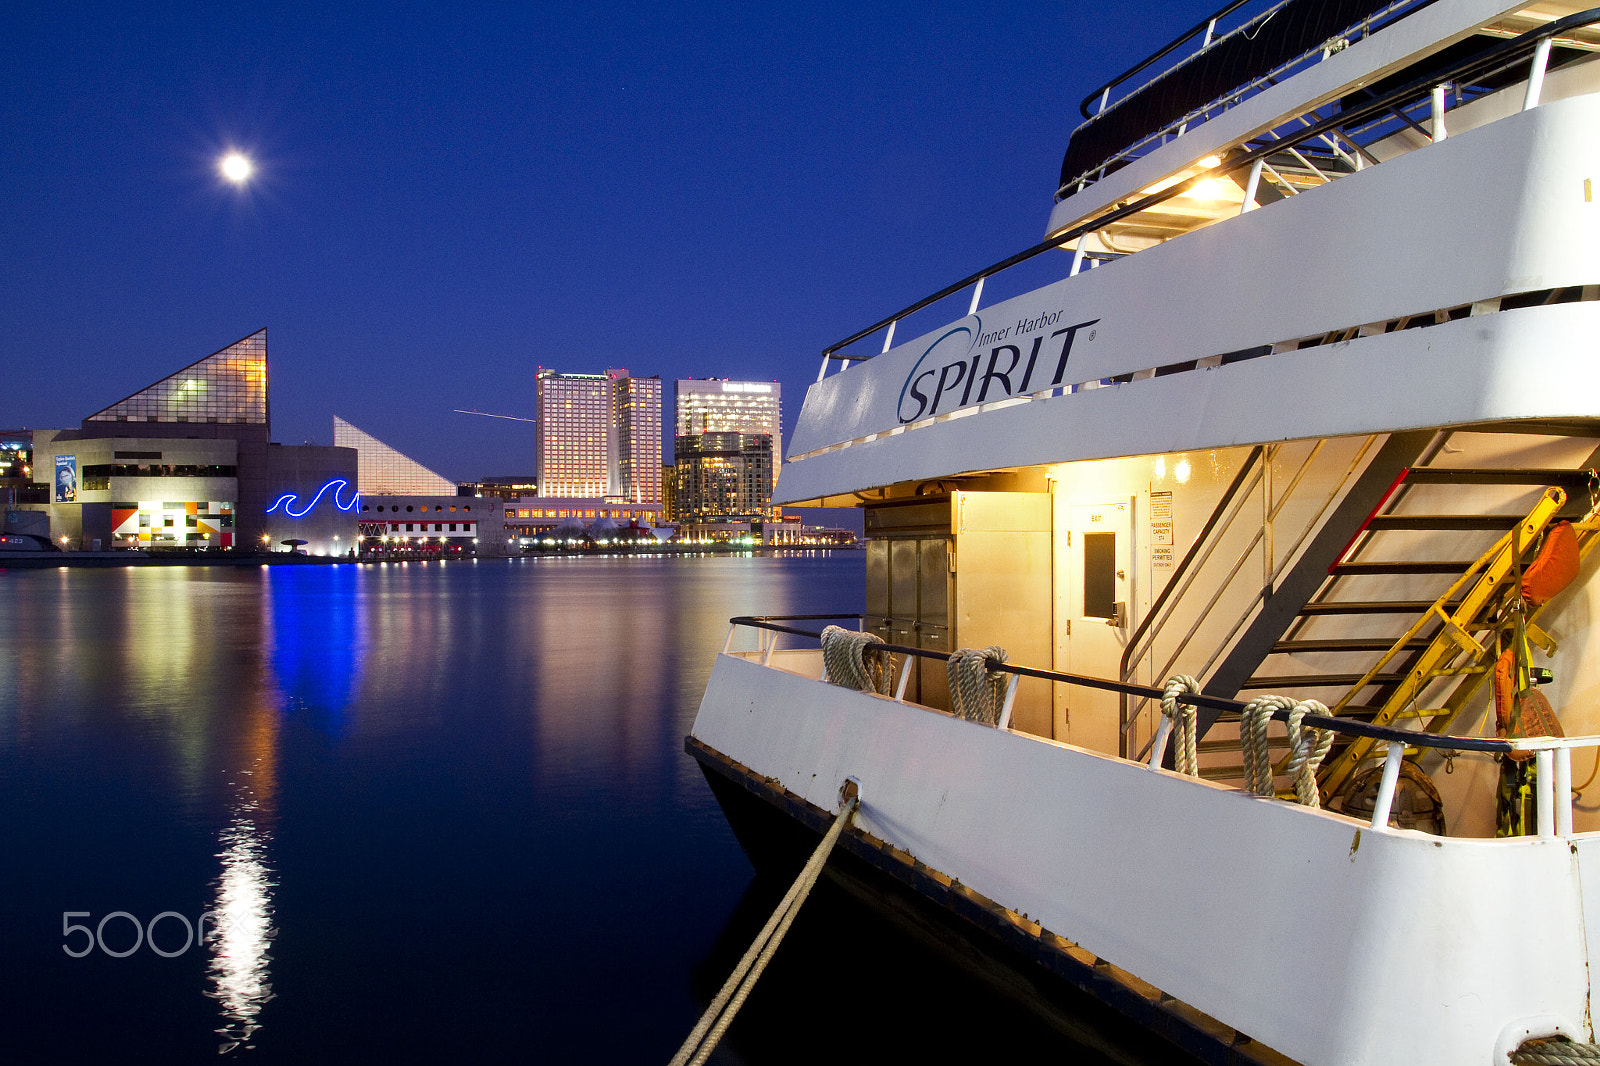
948 646 1008 725
820 625 893 694
1240 694 1296 797
1283 700 1335 808
1160 674 1201 777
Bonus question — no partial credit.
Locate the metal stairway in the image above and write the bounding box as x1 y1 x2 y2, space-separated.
1195 429 1600 794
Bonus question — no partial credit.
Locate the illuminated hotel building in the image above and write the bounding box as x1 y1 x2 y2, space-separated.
611 372 662 505
536 370 611 498
534 368 661 503
673 379 782 522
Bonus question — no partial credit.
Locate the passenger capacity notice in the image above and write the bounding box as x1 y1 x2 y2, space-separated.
1150 491 1174 570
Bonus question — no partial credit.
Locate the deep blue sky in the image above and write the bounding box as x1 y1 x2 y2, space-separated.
2 1 1199 485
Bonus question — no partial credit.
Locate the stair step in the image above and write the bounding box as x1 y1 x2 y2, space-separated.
1365 514 1521 531
1198 739 1279 753
1299 600 1461 614
1331 560 1474 575
1239 673 1407 689
1403 467 1593 488
1271 637 1430 653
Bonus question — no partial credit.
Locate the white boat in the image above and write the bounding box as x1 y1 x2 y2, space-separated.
688 2 1600 1063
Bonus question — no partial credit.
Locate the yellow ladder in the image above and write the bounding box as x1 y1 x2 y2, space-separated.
1317 487 1569 797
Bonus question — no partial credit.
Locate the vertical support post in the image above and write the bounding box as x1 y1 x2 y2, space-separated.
1262 454 1275 596
816 353 832 382
1555 745 1574 838
761 630 776 667
968 276 985 315
1148 716 1175 770
1431 84 1448 143
881 318 898 354
1537 748 1557 839
723 623 738 655
1241 158 1264 213
1202 18 1217 47
1097 87 1110 115
997 674 1020 730
1369 741 1406 829
894 656 913 702
1070 237 1088 277
1524 37 1553 111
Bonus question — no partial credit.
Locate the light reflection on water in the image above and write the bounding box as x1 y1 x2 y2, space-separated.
0 554 870 1062
206 812 276 1054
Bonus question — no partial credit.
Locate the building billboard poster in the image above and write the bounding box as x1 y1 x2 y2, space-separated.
55 455 77 503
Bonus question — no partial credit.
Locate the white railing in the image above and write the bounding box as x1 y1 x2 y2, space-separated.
724 615 1599 840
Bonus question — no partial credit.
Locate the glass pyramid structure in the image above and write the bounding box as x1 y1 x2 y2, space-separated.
87 329 269 425
333 417 454 495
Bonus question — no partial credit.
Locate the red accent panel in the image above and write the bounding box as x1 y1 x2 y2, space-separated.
1328 467 1410 575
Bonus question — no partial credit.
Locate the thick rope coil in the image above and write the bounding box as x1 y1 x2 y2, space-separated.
1240 695 1296 797
947 646 1008 724
1510 1036 1600 1064
1282 700 1335 808
1160 675 1201 777
820 625 892 694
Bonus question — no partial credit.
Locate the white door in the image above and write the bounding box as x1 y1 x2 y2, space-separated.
1055 499 1133 754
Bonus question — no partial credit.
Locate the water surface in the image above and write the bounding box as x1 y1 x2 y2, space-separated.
0 554 1161 1063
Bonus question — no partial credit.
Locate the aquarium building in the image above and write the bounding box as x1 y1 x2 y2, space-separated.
26 329 358 554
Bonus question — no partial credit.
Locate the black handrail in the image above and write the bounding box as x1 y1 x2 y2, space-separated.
1077 0 1260 119
728 614 1523 754
820 9 1600 362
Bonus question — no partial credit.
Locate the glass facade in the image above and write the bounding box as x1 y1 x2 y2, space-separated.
674 432 774 522
333 416 454 495
673 380 782 521
87 330 268 425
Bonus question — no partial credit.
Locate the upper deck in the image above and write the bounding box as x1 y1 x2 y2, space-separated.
777 1 1600 508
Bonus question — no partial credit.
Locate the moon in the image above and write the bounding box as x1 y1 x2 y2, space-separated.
219 152 254 184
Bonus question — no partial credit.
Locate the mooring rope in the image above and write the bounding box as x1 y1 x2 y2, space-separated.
1160 674 1202 777
820 625 893 694
1240 695 1334 805
1511 1036 1600 1064
948 646 1008 724
1240 695 1295 797
1282 699 1335 808
669 791 860 1066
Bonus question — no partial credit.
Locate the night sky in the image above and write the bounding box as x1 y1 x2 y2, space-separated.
3 1 1200 486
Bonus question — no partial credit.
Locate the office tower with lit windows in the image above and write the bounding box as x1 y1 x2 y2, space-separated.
534 368 662 503
673 379 782 522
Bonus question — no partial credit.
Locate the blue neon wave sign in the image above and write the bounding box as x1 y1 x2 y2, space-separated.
266 479 360 518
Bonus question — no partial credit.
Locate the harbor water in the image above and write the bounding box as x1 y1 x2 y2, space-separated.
0 554 1172 1063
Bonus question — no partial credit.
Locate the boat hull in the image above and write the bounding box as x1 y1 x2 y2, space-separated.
689 652 1596 1066
690 734 1297 1066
